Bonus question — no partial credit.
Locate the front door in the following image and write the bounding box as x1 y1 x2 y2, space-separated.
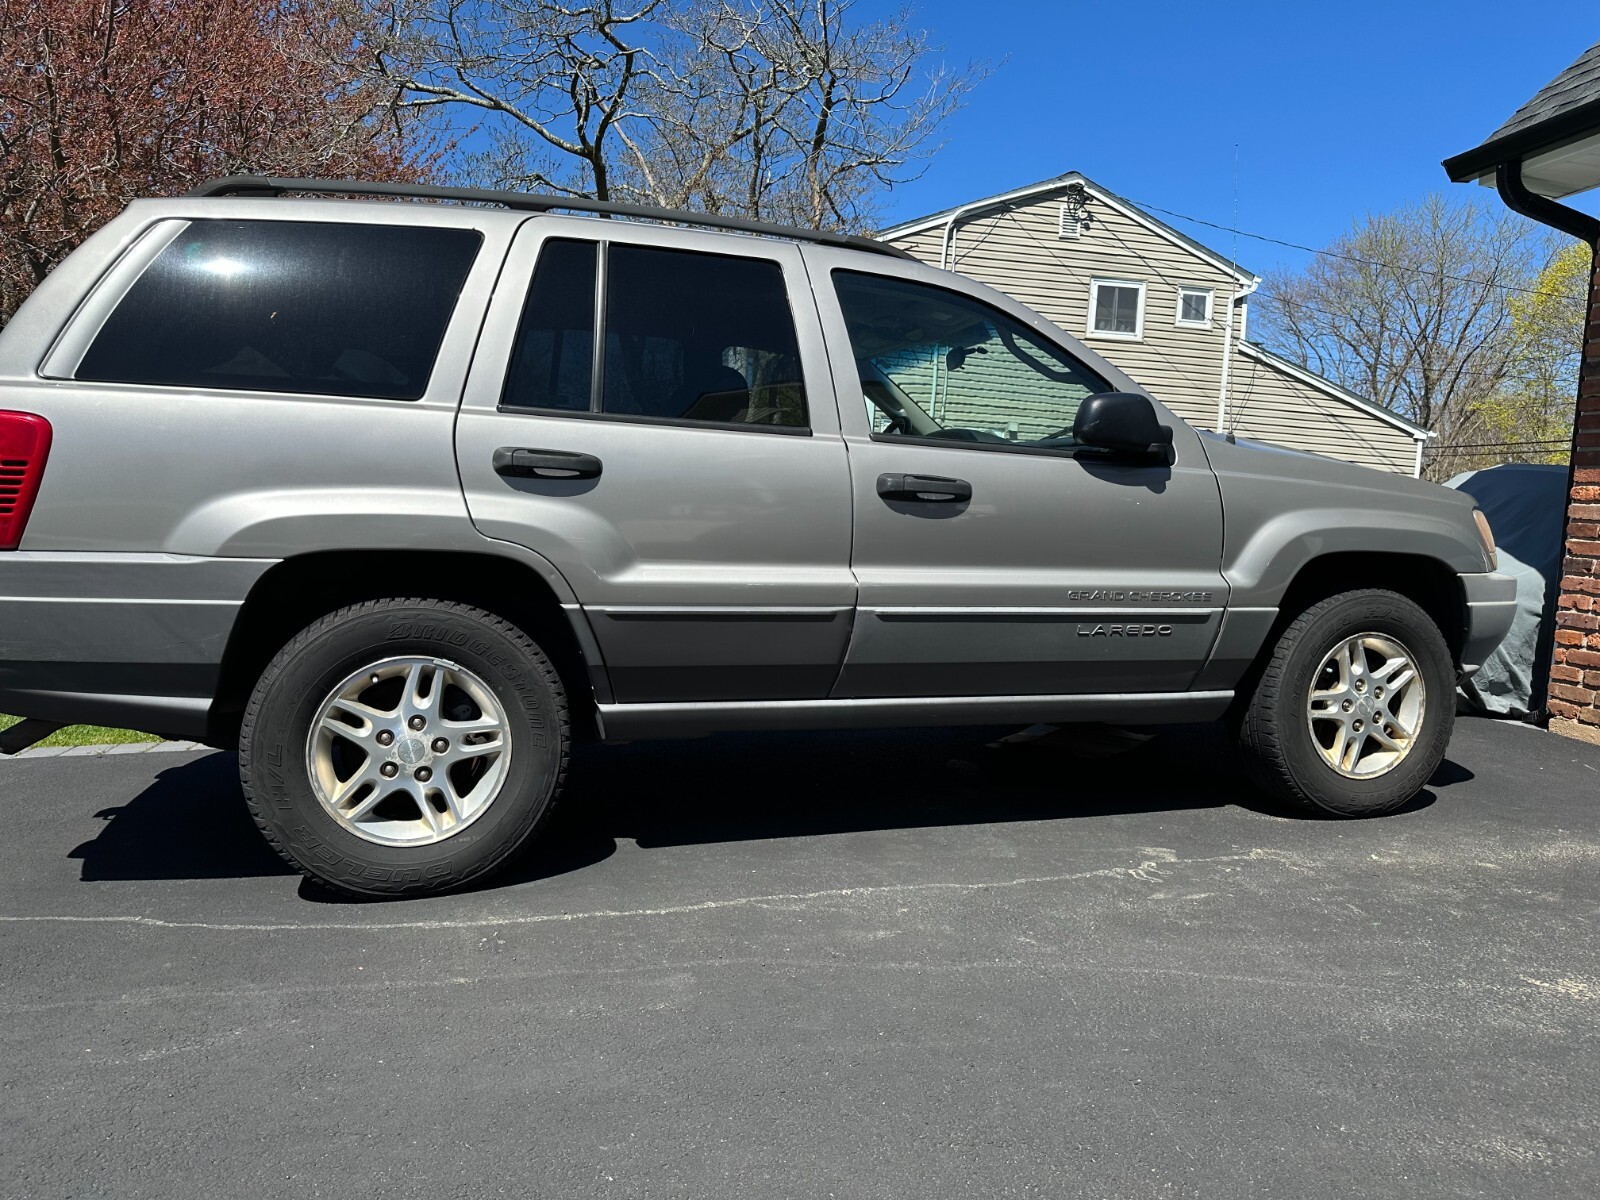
806 252 1228 698
455 220 855 703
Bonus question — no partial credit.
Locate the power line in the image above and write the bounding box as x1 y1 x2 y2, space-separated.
989 208 1520 453
1440 440 1570 450
940 205 1579 458
1252 288 1583 382
948 205 1581 384
989 209 1229 408
1124 197 1589 304
1067 212 1411 460
1263 346 1580 388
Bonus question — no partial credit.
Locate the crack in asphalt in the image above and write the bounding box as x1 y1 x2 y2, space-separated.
0 847 1300 934
1 954 1387 1018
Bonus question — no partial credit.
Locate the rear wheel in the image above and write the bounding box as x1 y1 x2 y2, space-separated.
239 598 569 897
1238 588 1453 816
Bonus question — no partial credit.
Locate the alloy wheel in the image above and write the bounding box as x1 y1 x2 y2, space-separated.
1305 633 1426 780
305 656 512 846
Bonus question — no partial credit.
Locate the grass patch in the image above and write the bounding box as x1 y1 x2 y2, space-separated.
0 714 160 749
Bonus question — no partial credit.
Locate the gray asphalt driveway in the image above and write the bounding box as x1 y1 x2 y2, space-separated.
3 717 1599 1199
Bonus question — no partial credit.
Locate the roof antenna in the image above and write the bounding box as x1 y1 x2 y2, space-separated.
1225 143 1242 442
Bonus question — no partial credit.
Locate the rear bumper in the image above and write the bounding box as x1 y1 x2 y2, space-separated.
1458 571 1519 679
0 552 272 741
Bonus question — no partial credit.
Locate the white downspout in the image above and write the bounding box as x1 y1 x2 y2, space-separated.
1413 437 1425 479
1216 278 1260 431
931 198 1018 416
939 196 1011 271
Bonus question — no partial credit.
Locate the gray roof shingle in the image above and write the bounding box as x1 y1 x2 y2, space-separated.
1487 41 1600 141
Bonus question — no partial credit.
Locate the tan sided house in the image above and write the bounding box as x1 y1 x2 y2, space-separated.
879 173 1430 475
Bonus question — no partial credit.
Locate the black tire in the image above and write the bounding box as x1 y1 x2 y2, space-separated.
238 598 569 898
1238 588 1454 817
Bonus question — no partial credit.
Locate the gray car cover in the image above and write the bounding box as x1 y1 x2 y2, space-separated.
1447 464 1569 717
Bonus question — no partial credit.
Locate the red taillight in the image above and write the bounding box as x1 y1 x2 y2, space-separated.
0 411 52 551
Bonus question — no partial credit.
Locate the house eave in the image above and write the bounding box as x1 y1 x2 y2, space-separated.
1443 93 1600 197
878 172 1260 288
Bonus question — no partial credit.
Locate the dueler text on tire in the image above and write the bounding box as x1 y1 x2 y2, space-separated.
238 598 570 897
1238 588 1454 817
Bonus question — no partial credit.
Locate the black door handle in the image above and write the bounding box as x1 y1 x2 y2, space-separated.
493 447 603 481
877 473 972 503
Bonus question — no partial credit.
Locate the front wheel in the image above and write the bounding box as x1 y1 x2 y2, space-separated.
1238 588 1454 817
239 598 570 897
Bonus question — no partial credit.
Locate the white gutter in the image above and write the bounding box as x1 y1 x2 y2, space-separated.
1216 279 1260 430
939 196 1011 270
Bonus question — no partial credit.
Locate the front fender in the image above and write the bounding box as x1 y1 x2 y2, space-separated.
1224 507 1487 607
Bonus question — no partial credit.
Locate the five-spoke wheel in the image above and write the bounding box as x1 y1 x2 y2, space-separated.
308 656 513 846
1305 633 1425 779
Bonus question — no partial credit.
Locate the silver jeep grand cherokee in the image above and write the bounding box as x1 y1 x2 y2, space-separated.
0 177 1517 897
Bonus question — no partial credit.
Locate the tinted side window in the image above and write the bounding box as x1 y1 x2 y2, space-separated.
602 246 807 428
77 220 481 401
833 271 1108 449
501 239 597 412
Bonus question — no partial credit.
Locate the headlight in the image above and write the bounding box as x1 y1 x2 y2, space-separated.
1472 508 1498 571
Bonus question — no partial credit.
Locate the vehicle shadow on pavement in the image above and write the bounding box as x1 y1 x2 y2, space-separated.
559 722 1467 852
69 752 292 881
65 723 1474 892
66 751 618 889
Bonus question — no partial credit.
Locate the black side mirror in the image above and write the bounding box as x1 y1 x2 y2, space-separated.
1072 392 1172 457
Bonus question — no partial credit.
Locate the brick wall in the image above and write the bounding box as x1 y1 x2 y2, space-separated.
1549 249 1600 744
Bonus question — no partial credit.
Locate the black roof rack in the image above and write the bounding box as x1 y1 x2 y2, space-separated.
187 176 915 261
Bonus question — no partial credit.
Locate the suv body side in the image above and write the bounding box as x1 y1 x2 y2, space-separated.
0 198 1518 746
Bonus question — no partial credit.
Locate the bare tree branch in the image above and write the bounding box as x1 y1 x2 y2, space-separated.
349 0 985 227
1255 195 1556 480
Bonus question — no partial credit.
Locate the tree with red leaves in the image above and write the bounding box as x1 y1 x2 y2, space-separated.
0 0 432 323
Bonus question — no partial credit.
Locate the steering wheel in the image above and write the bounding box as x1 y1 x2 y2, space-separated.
862 387 913 436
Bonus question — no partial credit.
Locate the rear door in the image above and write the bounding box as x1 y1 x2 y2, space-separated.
455 219 855 703
806 250 1228 698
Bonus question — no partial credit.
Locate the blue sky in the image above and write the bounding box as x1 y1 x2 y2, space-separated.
869 0 1598 277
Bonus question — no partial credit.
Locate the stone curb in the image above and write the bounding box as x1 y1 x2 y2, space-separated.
1 740 211 761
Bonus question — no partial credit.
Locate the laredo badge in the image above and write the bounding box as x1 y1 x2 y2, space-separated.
1076 624 1175 637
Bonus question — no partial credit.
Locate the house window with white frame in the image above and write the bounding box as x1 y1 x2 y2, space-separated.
1176 286 1213 328
1088 278 1144 339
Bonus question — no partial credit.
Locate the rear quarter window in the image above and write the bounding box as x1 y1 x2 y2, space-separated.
75 220 482 401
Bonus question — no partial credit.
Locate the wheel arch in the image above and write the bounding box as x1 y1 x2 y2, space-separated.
1213 550 1467 709
1274 552 1465 662
207 549 607 748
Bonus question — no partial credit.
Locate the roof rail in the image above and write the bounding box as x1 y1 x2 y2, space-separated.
187 176 916 261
